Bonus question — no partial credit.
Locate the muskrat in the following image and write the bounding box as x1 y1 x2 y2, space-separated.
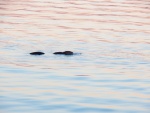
30 52 45 55
53 51 73 55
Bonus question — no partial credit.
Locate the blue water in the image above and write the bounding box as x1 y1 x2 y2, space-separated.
0 0 150 113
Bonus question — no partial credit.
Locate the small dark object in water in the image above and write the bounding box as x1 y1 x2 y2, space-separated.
53 51 73 55
53 52 64 54
30 52 45 55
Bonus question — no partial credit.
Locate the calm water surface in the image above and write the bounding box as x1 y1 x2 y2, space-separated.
0 0 150 113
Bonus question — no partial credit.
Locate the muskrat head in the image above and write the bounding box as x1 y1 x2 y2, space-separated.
63 51 73 55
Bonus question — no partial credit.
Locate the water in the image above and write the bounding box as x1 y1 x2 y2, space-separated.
0 0 150 113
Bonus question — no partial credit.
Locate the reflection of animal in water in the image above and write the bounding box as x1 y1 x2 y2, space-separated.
30 52 45 55
53 51 74 55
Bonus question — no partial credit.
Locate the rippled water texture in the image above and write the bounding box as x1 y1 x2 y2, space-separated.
0 0 150 113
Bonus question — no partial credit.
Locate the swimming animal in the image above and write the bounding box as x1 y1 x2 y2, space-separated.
53 51 73 55
30 52 45 55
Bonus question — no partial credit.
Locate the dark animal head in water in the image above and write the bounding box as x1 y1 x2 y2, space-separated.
53 51 73 55
63 51 73 55
30 52 45 55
